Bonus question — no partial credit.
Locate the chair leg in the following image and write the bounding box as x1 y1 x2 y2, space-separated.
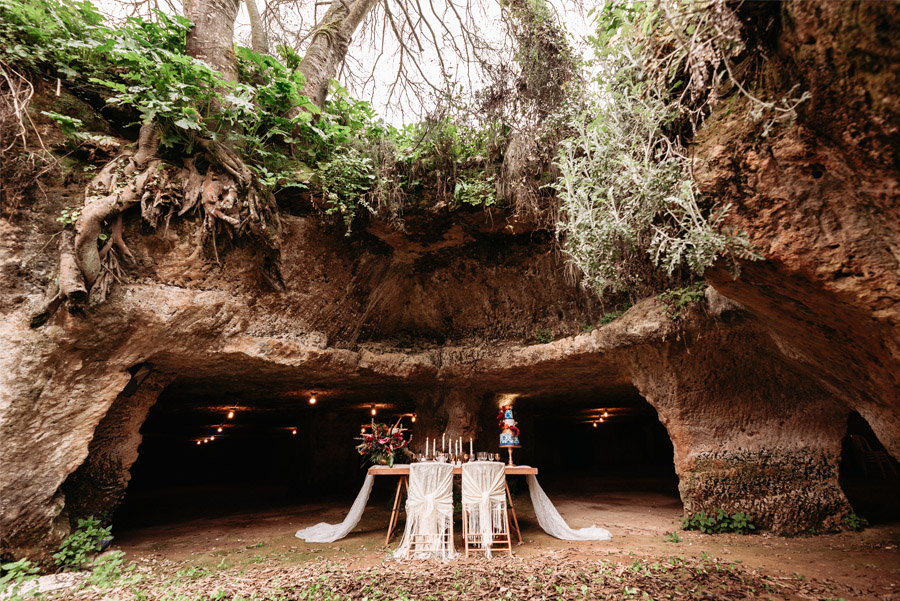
462 505 469 558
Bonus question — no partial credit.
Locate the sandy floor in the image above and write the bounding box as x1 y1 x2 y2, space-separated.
112 477 900 600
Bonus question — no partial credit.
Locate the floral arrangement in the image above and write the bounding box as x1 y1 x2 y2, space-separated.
355 421 411 467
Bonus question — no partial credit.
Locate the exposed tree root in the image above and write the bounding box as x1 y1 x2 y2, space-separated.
30 124 285 328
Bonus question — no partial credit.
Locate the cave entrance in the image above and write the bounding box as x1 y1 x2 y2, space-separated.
513 387 680 517
113 380 417 533
839 411 900 525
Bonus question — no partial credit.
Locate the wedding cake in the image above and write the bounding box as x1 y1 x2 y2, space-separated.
498 405 520 447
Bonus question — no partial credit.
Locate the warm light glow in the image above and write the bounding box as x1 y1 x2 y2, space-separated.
210 436 215 441
371 406 377 416
227 410 235 419
593 422 598 428
292 429 297 435
203 438 209 443
602 410 609 418
361 427 366 434
599 417 604 423
309 397 317 405
196 440 201 445
217 426 223 433
411 414 417 423
496 393 520 408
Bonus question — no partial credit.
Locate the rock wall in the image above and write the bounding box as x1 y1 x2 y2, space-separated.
699 1 900 458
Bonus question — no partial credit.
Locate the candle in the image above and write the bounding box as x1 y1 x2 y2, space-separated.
442 433 446 453
425 438 429 457
459 437 462 456
470 438 473 455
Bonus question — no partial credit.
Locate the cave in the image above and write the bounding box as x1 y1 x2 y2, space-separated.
839 412 900 526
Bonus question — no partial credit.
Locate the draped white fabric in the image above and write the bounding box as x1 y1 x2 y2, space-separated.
461 462 507 558
294 474 375 543
526 473 612 541
392 463 455 560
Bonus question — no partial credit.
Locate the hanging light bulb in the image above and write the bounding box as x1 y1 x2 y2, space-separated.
361 427 366 434
599 417 604 423
371 405 377 416
593 421 598 428
292 428 297 435
227 410 235 419
210 436 215 441
603 410 609 418
196 440 201 445
309 396 317 405
203 438 209 443
411 414 417 423
217 426 223 433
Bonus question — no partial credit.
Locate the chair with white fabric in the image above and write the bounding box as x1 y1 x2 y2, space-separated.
394 462 455 559
461 461 511 558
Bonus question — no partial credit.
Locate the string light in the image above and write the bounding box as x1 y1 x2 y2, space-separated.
593 421 598 428
599 417 604 423
411 414 417 423
227 410 235 419
361 427 366 434
196 440 201 445
203 438 209 443
210 436 215 441
602 410 609 418
217 426 223 433
309 396 317 405
292 428 297 435
371 405 377 416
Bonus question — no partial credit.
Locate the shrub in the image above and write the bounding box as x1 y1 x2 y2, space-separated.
53 516 111 570
682 509 756 535
842 513 868 532
0 558 40 598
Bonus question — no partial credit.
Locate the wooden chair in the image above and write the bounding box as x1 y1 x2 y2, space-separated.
398 462 455 559
461 462 512 558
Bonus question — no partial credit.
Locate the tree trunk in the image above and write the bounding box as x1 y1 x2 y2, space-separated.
297 0 379 107
185 0 242 81
245 0 269 55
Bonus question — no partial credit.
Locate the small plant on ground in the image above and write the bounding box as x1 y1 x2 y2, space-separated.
682 509 756 534
842 513 869 532
53 516 111 570
600 302 633 325
664 531 681 543
579 323 595 333
86 551 142 589
0 558 41 599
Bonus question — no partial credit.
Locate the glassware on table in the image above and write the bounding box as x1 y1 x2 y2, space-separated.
476 452 488 461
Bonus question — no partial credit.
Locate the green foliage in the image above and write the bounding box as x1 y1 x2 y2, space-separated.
600 302 632 325
86 551 143 588
658 282 706 320
682 509 756 535
534 328 553 343
53 516 111 570
40 110 85 138
555 2 761 298
579 323 594 333
664 531 681 543
56 206 81 226
0 558 40 599
842 513 868 532
453 175 496 208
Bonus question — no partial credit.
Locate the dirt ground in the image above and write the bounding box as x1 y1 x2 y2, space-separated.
109 476 900 600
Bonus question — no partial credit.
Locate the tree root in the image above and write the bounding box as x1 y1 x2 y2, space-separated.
30 124 285 328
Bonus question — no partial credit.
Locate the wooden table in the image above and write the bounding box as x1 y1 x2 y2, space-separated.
368 464 538 545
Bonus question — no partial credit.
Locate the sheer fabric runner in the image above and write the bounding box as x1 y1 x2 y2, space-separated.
461 462 507 558
526 473 612 541
294 474 375 543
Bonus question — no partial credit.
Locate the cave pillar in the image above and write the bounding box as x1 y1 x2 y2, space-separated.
412 386 486 453
628 313 852 535
61 370 174 523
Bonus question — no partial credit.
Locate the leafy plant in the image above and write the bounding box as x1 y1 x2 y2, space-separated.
600 302 632 325
86 551 142 588
664 531 681 543
0 558 40 599
658 282 706 320
53 516 111 570
682 509 756 535
842 513 868 532
579 323 595 333
453 175 497 208
535 328 553 343
56 206 81 226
